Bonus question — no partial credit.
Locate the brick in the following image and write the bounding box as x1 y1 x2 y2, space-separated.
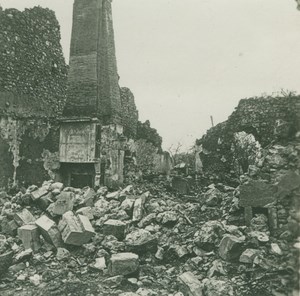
14 209 35 226
31 187 49 201
178 272 203 296
47 192 74 216
58 211 95 246
103 219 126 240
109 252 139 276
35 215 62 248
18 225 41 252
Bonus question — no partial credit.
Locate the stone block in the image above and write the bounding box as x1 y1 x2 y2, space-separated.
178 271 203 296
109 252 139 276
35 215 62 248
239 249 261 264
58 211 95 246
76 207 94 220
90 257 106 271
14 209 35 226
50 182 64 192
31 187 49 201
103 219 126 240
83 188 96 207
125 229 157 253
219 235 245 262
18 224 41 252
37 193 53 211
47 192 74 216
132 195 146 222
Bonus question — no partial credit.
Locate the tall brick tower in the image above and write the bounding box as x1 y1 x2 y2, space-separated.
63 0 121 123
59 0 124 188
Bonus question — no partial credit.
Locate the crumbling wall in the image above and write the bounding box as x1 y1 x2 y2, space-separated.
0 6 67 188
0 6 67 116
120 87 138 138
196 95 300 181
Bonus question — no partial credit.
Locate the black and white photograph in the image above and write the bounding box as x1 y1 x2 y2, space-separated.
0 0 299 295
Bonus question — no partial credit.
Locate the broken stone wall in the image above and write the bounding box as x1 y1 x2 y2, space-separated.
120 87 139 139
196 95 300 182
0 6 67 188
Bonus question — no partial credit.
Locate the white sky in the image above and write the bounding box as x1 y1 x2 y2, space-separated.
1 0 300 151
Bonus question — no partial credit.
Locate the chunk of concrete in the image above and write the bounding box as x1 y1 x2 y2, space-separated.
47 192 74 216
17 224 41 252
103 219 126 240
90 257 106 271
1 217 19 235
58 211 95 246
14 209 35 226
50 182 64 192
35 215 62 248
109 252 139 276
219 234 245 262
83 188 96 207
178 271 203 296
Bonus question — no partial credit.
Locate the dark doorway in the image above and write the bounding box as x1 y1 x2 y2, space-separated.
70 173 93 188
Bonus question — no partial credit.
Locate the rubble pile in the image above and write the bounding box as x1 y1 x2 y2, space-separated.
0 167 298 296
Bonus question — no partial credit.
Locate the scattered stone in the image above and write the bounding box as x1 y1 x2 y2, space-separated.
47 192 74 216
248 231 269 243
207 259 226 277
56 247 70 261
50 182 64 192
133 195 146 222
239 249 261 264
177 271 203 296
202 279 234 296
109 252 139 276
29 274 41 286
36 193 53 211
90 257 106 271
157 211 178 226
8 262 26 274
106 191 120 200
31 187 48 201
14 209 35 226
15 248 33 262
35 215 63 248
103 219 126 240
203 188 223 206
219 234 245 261
194 221 225 251
17 224 41 252
103 275 124 288
83 188 96 207
125 229 157 253
270 243 282 255
1 217 19 235
76 207 94 220
58 211 95 246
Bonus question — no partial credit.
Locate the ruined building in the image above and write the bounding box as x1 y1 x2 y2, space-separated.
59 0 131 188
0 0 167 190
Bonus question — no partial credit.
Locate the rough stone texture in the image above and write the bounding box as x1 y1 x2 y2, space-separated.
109 252 139 276
35 215 62 248
239 248 261 263
14 209 35 226
120 87 138 138
103 219 126 240
31 186 49 201
125 229 157 253
63 0 121 124
219 234 245 262
0 7 67 117
196 96 300 181
239 180 276 207
47 192 74 216
17 225 41 252
58 211 95 246
177 272 203 296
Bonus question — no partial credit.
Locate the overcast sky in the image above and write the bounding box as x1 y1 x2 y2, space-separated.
1 0 300 151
